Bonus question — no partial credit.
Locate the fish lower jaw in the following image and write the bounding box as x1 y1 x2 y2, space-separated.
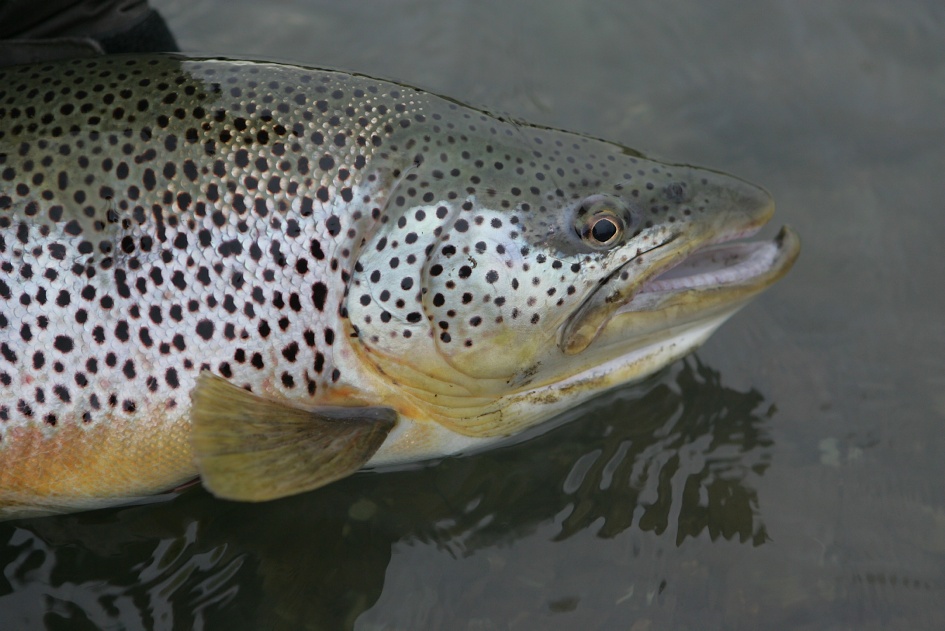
551 306 741 397
365 310 739 469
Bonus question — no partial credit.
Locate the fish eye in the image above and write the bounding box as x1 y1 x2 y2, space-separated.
580 210 624 247
573 195 632 249
589 214 621 244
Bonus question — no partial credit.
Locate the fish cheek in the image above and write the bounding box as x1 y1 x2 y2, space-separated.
420 246 543 381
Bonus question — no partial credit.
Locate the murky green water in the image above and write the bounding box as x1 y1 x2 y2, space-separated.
2 1 944 629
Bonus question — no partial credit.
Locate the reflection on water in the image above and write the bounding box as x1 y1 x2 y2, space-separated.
408 357 773 553
555 358 772 546
0 358 775 628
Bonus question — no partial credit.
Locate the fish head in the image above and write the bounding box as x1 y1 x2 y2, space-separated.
347 124 798 436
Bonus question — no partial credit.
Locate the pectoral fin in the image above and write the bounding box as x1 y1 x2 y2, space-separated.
190 372 396 502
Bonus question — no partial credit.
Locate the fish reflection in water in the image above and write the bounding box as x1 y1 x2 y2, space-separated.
0 357 773 628
420 357 773 552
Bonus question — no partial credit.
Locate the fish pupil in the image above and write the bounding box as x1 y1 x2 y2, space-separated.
591 217 619 243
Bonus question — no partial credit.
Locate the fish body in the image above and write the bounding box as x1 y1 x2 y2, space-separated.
0 55 798 518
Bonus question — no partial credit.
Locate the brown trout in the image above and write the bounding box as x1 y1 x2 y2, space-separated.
0 55 799 519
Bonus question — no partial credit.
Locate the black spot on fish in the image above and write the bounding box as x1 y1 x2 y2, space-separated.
312 282 328 311
325 215 341 236
195 319 214 340
165 368 179 389
53 336 73 353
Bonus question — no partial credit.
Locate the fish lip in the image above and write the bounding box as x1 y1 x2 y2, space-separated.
558 209 798 356
632 225 798 299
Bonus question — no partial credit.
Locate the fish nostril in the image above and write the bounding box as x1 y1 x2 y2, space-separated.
662 182 688 204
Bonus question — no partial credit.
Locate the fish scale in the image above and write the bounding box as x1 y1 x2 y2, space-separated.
0 54 798 518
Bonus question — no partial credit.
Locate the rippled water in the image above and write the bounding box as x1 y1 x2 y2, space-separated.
2 1 944 629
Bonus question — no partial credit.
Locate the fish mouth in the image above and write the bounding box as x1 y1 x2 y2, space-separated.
633 225 798 297
559 202 800 355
